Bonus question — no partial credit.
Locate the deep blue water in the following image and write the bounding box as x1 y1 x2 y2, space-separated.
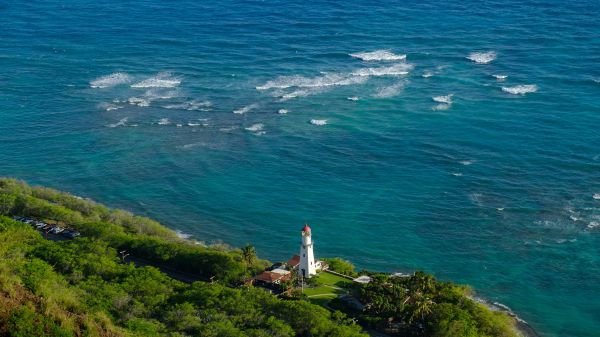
2 1 600 335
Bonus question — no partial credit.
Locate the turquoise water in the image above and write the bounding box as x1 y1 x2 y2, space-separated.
1 1 600 335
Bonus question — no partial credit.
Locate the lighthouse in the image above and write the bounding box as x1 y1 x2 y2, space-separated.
299 224 317 278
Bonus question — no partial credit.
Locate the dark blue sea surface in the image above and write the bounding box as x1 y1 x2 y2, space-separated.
1 1 600 335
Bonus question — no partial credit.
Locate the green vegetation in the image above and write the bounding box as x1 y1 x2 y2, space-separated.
303 271 353 306
0 177 521 336
0 178 365 336
321 258 357 277
347 272 519 337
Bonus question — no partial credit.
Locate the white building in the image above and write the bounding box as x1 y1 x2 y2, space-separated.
298 224 317 278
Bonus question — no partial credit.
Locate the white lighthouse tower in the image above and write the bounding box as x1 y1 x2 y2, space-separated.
299 224 316 278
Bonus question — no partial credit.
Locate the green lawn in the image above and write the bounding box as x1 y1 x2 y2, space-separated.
302 272 353 307
316 272 353 287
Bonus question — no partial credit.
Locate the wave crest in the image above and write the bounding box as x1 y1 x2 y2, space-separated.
502 84 538 95
467 51 497 64
131 73 181 88
350 50 406 61
90 72 132 88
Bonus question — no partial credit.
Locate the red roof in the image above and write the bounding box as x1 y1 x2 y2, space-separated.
287 255 300 268
255 271 290 283
302 224 311 232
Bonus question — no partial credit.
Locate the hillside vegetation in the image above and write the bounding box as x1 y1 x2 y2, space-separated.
0 178 520 337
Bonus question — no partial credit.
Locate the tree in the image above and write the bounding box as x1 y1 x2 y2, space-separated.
323 257 356 277
0 193 15 215
241 244 257 276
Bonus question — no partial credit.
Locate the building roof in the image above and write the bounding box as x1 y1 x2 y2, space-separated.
271 268 291 276
286 255 300 268
353 275 372 284
255 271 290 283
302 224 311 232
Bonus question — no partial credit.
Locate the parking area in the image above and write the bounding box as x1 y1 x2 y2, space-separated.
11 216 81 239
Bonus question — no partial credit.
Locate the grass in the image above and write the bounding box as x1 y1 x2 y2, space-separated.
302 271 353 307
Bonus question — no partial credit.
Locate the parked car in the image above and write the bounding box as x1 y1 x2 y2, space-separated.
42 224 55 231
61 230 80 239
50 226 65 234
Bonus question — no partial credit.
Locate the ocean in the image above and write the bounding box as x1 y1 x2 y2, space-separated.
1 1 599 335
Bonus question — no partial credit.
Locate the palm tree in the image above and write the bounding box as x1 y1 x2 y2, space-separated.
409 294 434 323
241 244 257 277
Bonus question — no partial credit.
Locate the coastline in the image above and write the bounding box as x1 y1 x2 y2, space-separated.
0 177 539 336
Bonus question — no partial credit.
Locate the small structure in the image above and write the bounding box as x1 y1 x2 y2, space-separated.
353 275 372 284
286 255 300 270
255 270 291 286
299 224 317 278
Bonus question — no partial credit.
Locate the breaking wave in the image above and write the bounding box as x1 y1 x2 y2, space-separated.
493 74 508 81
233 103 258 114
352 63 413 77
257 73 367 90
432 94 453 104
107 117 128 128
245 123 264 132
502 84 538 95
98 102 123 111
467 51 496 64
373 82 406 98
349 50 406 61
131 72 181 88
310 119 327 126
128 97 151 107
278 109 288 114
157 118 170 125
90 72 132 88
164 100 212 111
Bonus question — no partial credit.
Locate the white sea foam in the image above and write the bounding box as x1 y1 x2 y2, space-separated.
107 117 128 128
349 50 406 61
347 96 359 101
175 230 192 239
245 123 264 132
373 82 406 98
143 88 180 100
592 193 600 200
90 72 132 88
352 63 413 77
432 94 453 104
451 172 463 177
467 51 497 64
233 103 258 114
157 118 170 125
278 109 288 114
493 74 508 81
131 73 181 88
128 97 151 107
432 104 451 111
310 119 327 126
98 102 123 111
502 84 538 95
588 221 600 229
460 160 474 166
422 71 434 78
187 122 202 127
219 126 240 133
257 73 367 90
279 89 313 101
164 100 212 111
